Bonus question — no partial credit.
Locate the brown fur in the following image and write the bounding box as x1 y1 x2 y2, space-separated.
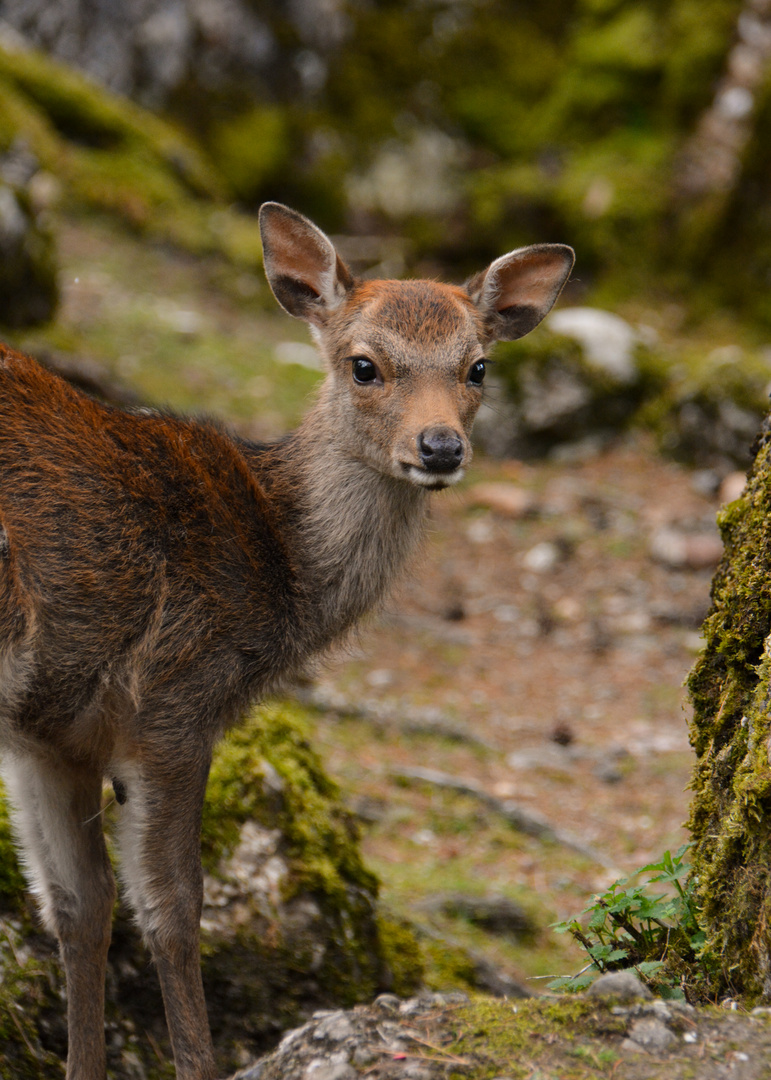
0 204 573 1079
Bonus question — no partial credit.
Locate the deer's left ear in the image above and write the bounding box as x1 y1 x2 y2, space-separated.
466 244 575 342
259 202 354 327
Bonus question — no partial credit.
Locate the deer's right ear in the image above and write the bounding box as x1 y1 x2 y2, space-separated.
466 243 575 343
259 203 353 326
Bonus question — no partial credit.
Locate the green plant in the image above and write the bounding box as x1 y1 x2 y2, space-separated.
550 844 709 998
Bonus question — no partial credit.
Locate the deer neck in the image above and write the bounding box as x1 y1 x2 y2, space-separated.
262 402 429 648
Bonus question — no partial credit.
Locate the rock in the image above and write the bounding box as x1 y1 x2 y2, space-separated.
719 470 748 504
584 971 653 1002
0 0 327 108
649 526 724 568
415 893 537 940
522 541 560 572
546 307 638 383
373 993 401 1013
312 1013 355 1043
303 1057 356 1080
466 482 536 519
623 1017 677 1053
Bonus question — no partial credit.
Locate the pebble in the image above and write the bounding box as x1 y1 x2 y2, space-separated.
649 527 724 568
523 541 560 572
466 482 536 519
400 1066 433 1079
719 470 747 504
351 1045 377 1066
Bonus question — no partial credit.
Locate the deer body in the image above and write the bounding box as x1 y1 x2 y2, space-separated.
0 204 573 1079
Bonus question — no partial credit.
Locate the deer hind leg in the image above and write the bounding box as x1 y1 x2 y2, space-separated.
2 753 116 1080
114 757 216 1080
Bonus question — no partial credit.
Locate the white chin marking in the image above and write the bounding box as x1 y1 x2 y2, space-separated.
404 465 465 489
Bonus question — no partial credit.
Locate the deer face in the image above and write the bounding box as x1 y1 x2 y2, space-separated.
259 203 575 489
318 279 486 488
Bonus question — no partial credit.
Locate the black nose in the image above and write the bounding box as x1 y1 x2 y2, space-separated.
418 427 464 473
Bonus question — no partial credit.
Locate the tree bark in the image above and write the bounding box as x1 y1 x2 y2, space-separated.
688 412 771 1001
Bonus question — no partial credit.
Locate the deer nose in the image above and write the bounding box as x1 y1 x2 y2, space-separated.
418 427 464 473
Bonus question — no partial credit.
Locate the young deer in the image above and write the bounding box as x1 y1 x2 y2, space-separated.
0 203 573 1079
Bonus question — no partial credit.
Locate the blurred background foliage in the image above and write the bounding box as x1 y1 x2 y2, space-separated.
1 0 771 468
1 0 770 319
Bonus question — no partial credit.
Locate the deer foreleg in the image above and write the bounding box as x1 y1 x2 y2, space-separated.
2 754 115 1080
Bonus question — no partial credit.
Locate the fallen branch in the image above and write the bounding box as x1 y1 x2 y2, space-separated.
390 765 617 870
293 685 497 751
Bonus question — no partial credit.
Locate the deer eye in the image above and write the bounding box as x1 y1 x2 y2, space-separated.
467 360 486 386
351 357 379 384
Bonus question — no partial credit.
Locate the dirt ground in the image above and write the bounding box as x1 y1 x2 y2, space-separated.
307 435 726 979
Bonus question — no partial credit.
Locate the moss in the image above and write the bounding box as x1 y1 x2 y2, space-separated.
204 701 377 898
687 413 771 1000
375 915 425 997
421 937 480 993
0 41 264 269
0 42 219 197
208 106 292 205
444 995 626 1079
0 933 65 1080
0 780 28 916
635 344 771 466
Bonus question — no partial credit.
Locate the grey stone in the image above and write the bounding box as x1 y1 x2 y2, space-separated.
625 1017 677 1053
303 1053 355 1080
312 1012 354 1042
402 1067 434 1080
351 1045 377 1066
584 971 653 1002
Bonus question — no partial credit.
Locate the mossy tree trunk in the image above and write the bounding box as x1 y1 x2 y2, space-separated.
688 414 771 1000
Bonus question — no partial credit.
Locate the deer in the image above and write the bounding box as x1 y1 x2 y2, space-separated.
0 202 574 1079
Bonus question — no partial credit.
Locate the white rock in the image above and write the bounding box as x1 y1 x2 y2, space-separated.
546 307 638 383
522 541 560 572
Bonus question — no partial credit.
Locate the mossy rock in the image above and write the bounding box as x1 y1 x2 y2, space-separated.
687 412 771 1001
480 321 770 468
477 324 663 459
637 345 771 468
197 701 422 1062
0 39 264 269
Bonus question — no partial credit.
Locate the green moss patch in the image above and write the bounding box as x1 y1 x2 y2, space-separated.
445 995 625 1079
